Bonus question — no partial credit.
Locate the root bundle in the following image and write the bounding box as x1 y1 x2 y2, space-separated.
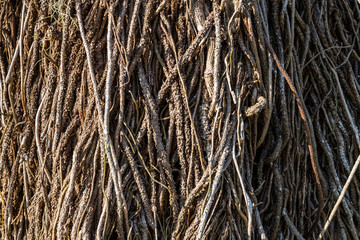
1 0 360 239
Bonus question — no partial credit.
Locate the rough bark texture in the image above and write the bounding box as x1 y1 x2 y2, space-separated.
1 0 360 239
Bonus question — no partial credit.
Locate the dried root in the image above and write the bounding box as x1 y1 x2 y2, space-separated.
1 0 360 239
